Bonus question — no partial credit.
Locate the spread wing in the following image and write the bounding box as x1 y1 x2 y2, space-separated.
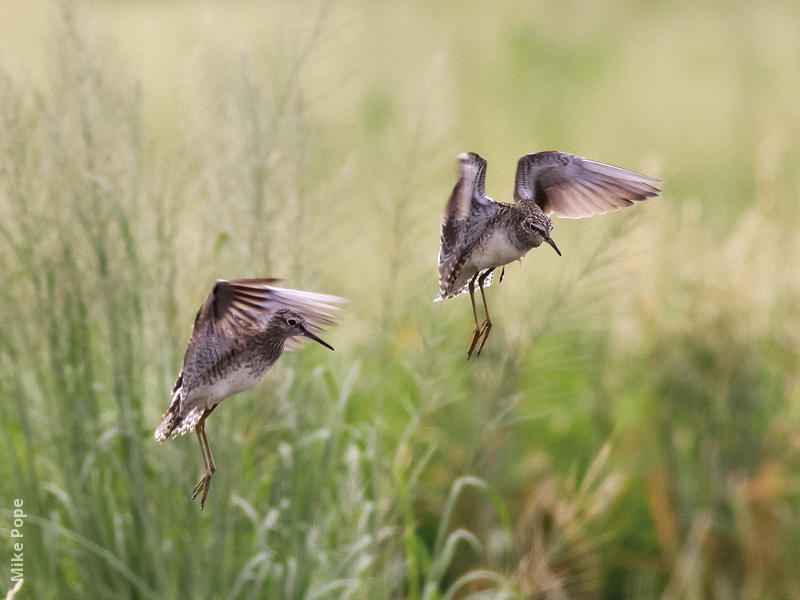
438 152 500 297
181 278 345 371
513 152 661 219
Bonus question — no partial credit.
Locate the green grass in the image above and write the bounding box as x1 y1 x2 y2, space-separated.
1 1 799 598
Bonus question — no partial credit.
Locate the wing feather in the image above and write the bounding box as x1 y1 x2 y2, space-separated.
180 278 346 369
438 152 501 298
513 151 660 219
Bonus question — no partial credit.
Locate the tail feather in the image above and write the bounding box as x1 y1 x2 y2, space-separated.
153 404 179 442
169 406 204 439
433 270 494 302
154 375 199 441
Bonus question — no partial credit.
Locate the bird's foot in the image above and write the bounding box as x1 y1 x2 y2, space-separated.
467 325 484 359
475 319 493 356
467 320 492 359
192 473 213 509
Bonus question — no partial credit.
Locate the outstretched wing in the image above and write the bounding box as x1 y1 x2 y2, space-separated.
513 152 661 219
438 152 500 297
181 278 345 369
181 278 277 369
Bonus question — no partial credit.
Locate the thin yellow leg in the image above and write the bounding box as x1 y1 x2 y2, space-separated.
466 274 482 359
476 269 494 356
192 411 216 509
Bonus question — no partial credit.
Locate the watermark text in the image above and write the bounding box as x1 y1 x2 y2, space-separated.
10 498 25 584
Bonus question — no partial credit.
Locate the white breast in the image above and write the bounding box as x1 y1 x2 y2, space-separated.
195 368 265 410
471 229 523 271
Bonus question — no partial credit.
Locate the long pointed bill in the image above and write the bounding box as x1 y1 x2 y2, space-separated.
544 234 561 256
302 327 335 351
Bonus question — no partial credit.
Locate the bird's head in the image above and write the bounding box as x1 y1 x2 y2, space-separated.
517 209 560 256
271 309 335 350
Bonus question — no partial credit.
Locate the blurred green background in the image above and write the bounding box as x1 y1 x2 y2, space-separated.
1 1 799 598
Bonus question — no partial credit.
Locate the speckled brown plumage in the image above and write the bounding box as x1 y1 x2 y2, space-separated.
436 151 661 358
154 278 346 508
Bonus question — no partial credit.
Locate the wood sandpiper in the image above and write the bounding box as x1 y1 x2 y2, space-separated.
435 151 661 358
154 278 346 508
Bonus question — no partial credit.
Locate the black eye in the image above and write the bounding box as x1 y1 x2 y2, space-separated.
529 222 537 231
286 318 297 326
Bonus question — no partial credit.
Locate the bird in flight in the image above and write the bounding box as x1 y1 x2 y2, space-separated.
435 151 661 358
154 278 345 508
